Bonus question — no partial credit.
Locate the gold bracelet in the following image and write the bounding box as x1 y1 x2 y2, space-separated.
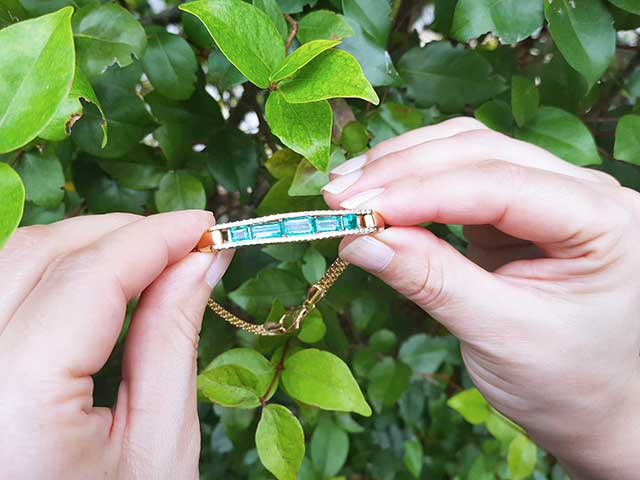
198 209 385 336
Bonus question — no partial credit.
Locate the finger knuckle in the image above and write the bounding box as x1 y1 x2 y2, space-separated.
441 116 488 132
405 244 450 311
456 127 504 145
587 169 621 186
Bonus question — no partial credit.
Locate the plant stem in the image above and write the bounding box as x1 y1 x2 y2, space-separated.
284 14 298 51
259 339 290 407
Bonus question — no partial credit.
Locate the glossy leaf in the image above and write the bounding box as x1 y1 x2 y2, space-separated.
511 75 539 127
207 49 247 91
298 10 354 43
253 0 288 42
508 434 538 480
279 49 379 105
142 31 198 101
452 0 544 43
265 91 333 171
199 348 275 408
265 148 302 180
14 149 65 208
398 42 506 112
403 438 423 479
281 348 372 416
276 0 318 13
367 102 423 146
270 39 340 83
301 246 326 283
398 333 450 374
544 0 616 86
367 357 411 411
369 329 396 354
475 99 514 134
0 7 75 153
98 146 165 191
310 417 349 478
341 121 369 154
255 404 305 480
40 67 107 146
298 309 326 344
516 106 601 166
0 163 25 248
180 0 285 88
73 3 147 79
289 148 345 196
614 114 640 164
447 388 490 425
155 171 206 212
609 0 640 14
206 127 259 191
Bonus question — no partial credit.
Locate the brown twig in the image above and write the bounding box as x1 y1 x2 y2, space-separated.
284 14 298 51
259 339 290 407
64 200 86 219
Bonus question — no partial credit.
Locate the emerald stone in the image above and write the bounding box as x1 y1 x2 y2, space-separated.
284 216 315 236
341 214 359 230
229 226 251 242
251 221 283 239
315 216 342 233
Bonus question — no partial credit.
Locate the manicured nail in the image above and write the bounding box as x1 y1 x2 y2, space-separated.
321 170 362 195
205 249 234 288
331 153 368 176
340 236 395 273
340 188 385 209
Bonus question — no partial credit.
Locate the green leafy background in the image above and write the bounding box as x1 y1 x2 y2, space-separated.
1 0 639 478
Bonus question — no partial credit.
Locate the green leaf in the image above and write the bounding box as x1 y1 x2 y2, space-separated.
257 175 325 215
508 434 538 480
398 333 449 374
538 53 589 113
199 348 275 408
341 121 369 154
342 0 390 45
298 309 327 344
266 148 302 180
73 3 147 79
486 410 520 446
182 10 215 49
98 146 165 191
367 357 411 411
298 10 354 44
289 148 345 196
614 114 640 164
302 246 326 283
229 267 307 316
475 99 514 134
0 163 25 249
398 42 506 112
0 7 75 154
279 49 379 104
310 417 349 478
155 171 206 212
277 0 318 13
282 348 372 416
511 75 539 127
72 64 157 159
271 39 341 83
253 0 288 42
207 49 247 91
142 31 198 101
369 329 396 355
515 106 601 166
609 0 640 14
180 0 285 89
255 404 305 480
206 127 259 191
446 388 491 425
0 0 27 27
39 66 107 146
21 202 65 226
403 438 423 479
452 0 544 44
14 149 65 208
544 0 616 86
265 91 333 171
367 102 423 146
19 0 73 16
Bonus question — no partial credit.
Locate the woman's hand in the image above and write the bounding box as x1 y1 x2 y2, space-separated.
323 118 640 480
0 211 233 480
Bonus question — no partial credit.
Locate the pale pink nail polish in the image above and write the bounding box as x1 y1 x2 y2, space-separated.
331 153 368 176
205 250 234 287
340 236 395 273
321 170 363 194
340 188 385 209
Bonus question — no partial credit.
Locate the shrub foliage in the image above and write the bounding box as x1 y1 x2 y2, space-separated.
1 0 639 478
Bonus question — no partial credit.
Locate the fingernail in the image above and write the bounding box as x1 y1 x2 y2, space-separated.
331 153 368 176
205 250 234 288
321 170 362 195
340 236 395 273
340 188 384 209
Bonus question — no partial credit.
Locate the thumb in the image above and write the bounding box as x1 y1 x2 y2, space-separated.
339 227 523 340
114 249 233 477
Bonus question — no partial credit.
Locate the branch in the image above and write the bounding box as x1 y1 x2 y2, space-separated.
260 339 290 407
284 14 298 51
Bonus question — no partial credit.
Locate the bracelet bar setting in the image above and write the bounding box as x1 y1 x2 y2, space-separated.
197 209 385 252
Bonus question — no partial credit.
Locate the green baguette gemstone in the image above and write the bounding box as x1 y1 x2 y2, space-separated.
342 214 359 230
251 221 283 239
315 216 342 232
283 216 315 236
229 226 251 242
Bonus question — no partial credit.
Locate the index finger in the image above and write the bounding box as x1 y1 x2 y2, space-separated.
1 210 214 376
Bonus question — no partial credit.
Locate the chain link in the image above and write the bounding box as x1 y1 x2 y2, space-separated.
207 257 350 336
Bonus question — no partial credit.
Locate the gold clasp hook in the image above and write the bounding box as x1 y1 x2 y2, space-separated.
261 284 327 335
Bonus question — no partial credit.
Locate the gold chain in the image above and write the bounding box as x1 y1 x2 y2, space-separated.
207 257 350 336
